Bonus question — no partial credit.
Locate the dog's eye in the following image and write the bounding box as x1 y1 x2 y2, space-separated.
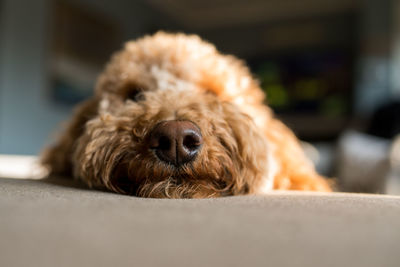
127 89 145 102
124 84 146 102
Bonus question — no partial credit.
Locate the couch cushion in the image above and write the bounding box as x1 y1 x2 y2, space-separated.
0 177 399 267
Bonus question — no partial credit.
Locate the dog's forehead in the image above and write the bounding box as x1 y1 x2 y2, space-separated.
97 32 268 126
121 33 237 93
150 65 198 92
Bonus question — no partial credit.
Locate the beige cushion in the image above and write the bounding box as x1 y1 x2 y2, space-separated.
1 177 399 267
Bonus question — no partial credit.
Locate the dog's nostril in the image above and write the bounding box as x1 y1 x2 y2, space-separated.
148 120 202 166
158 136 171 150
183 133 202 150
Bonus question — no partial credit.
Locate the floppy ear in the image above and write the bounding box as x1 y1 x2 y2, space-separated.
41 98 99 176
264 118 333 192
218 101 272 194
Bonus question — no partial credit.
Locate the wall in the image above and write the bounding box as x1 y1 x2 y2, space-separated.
0 0 65 155
0 0 163 155
354 0 393 116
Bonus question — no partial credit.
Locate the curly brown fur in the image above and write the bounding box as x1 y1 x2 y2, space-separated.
42 32 331 198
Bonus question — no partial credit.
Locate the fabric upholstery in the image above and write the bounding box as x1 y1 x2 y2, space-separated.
0 177 399 267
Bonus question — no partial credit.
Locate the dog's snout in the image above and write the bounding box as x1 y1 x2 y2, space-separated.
149 120 203 166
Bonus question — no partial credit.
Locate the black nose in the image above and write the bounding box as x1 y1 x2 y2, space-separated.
149 120 203 166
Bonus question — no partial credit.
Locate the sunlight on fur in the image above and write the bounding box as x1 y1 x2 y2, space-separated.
41 32 332 198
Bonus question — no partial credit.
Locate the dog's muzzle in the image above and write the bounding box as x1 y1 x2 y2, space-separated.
148 120 203 167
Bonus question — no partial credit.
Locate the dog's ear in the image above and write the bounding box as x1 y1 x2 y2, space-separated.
219 102 271 194
41 98 99 177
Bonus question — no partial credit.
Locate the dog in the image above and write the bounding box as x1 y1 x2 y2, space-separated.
42 32 332 198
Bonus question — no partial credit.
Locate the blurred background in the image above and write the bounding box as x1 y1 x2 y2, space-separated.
0 0 400 193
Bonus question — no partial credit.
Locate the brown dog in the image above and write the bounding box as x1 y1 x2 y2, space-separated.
42 32 331 198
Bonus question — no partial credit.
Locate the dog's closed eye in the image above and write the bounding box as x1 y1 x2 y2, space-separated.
127 89 145 102
123 83 146 102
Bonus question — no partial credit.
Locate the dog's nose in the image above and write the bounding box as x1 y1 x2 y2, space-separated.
149 120 203 166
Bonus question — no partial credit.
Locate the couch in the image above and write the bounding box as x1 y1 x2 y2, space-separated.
1 175 399 267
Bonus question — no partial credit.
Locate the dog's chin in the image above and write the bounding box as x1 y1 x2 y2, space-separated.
136 178 223 198
109 158 228 198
